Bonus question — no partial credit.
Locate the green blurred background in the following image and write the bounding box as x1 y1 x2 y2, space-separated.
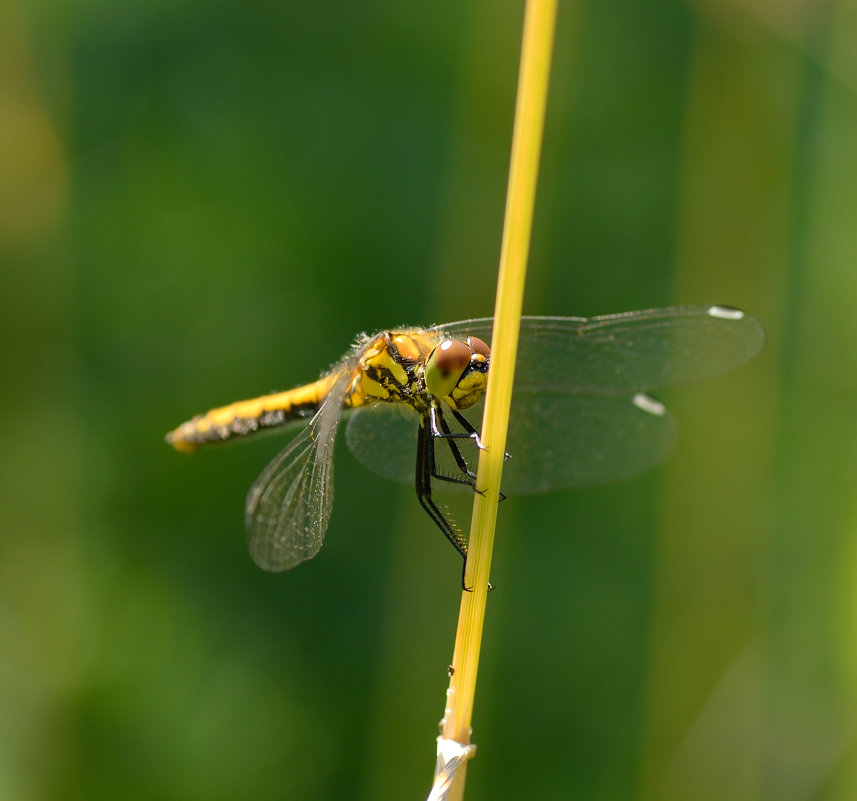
3 0 855 799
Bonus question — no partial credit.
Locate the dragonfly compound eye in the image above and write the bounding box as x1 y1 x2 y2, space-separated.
467 336 490 358
425 339 471 398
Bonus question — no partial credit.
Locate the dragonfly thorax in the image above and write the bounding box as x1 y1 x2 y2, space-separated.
346 331 430 410
344 330 491 414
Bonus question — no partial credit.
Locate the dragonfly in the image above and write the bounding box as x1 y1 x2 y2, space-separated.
166 305 764 580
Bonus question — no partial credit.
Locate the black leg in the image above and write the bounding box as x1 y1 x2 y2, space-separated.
450 408 480 439
452 408 511 464
416 408 503 591
415 418 469 563
449 407 508 500
430 405 477 487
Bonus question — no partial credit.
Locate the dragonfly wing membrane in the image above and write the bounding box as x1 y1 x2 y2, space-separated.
345 389 677 496
440 307 764 395
350 307 760 498
497 392 678 493
345 404 419 486
245 370 350 571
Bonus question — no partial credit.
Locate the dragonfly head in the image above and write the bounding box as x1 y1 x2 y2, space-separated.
424 335 490 410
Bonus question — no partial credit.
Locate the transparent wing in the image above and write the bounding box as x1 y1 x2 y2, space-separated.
434 306 765 394
347 306 762 494
345 392 676 494
499 392 676 492
345 404 420 486
245 368 351 571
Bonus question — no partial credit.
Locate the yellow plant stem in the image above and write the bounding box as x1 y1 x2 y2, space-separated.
435 0 557 797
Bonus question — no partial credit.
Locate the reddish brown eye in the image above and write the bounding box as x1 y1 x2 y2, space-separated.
467 336 490 358
425 340 472 398
433 340 471 373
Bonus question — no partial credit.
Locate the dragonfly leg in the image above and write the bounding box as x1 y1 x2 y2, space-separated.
446 408 507 501
450 409 511 463
428 404 478 487
429 405 509 501
417 413 497 591
416 418 469 566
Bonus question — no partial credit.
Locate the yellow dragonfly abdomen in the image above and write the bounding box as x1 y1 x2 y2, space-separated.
166 371 343 453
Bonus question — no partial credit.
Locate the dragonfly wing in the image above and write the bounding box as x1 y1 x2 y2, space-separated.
346 307 761 498
245 370 350 571
345 403 420 486
496 391 677 494
346 391 676 495
439 306 765 394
